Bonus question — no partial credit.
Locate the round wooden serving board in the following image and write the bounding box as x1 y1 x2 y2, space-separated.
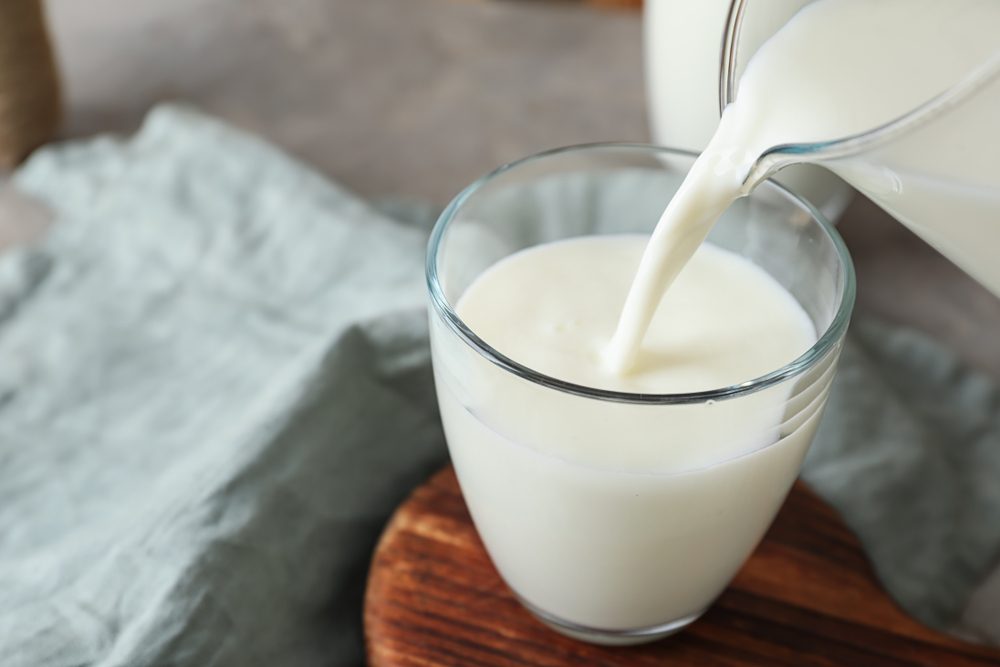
365 466 1000 666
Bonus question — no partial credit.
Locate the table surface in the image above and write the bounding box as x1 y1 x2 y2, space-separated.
3 0 999 644
366 466 1000 666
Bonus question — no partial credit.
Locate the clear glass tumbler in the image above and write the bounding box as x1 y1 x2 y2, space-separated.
427 144 855 646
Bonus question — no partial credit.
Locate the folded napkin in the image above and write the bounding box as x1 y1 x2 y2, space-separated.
0 106 997 665
1 107 446 667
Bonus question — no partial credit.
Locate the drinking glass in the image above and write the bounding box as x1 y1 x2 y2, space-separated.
427 144 855 645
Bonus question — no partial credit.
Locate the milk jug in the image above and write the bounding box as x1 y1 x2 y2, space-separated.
717 0 1000 298
646 0 1000 299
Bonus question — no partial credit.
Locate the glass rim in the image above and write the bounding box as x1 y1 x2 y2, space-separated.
426 142 856 405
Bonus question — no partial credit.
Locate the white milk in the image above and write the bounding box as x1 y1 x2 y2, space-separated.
459 238 814 399
432 237 831 632
615 0 1000 368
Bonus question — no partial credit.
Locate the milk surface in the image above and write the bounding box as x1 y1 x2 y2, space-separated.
460 237 814 396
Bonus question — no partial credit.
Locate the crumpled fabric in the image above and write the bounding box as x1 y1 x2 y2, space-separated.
1 106 445 667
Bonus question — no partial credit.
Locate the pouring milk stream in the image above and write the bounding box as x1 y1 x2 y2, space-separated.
644 0 855 219
611 0 1000 372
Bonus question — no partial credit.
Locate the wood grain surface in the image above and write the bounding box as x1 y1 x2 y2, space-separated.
365 466 1000 667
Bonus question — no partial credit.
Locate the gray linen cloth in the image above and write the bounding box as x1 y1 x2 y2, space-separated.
0 106 997 665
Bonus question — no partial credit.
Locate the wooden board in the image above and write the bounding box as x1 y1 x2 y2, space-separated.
365 466 1000 666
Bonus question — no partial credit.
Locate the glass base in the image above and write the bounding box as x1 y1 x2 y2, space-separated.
518 595 705 646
